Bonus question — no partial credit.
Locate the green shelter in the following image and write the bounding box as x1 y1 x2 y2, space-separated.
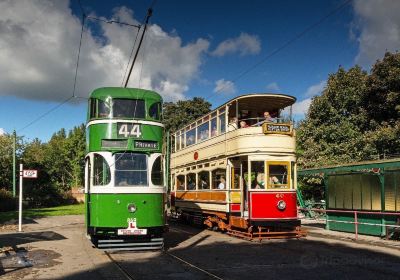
298 159 400 236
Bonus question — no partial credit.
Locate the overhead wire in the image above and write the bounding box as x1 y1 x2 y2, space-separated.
198 0 353 102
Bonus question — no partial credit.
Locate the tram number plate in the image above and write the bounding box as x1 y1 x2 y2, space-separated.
117 228 147 235
117 123 142 138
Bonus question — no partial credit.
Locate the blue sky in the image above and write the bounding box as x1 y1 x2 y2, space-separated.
1 0 399 141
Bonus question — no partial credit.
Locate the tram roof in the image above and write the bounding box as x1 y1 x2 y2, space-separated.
219 93 296 109
89 87 162 101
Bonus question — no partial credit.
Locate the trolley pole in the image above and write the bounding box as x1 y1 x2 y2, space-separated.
18 163 23 232
13 130 16 197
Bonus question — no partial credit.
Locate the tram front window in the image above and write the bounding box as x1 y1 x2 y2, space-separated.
267 163 289 189
251 161 265 189
115 153 147 186
93 154 111 186
113 99 145 118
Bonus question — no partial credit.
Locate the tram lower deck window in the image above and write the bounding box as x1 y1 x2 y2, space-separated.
115 153 147 186
267 162 290 189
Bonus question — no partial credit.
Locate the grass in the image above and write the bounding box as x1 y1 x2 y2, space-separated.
0 203 85 224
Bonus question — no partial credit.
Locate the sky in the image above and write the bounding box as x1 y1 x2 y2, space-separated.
1 0 400 141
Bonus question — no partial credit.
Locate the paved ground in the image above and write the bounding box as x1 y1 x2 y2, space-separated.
1 216 400 280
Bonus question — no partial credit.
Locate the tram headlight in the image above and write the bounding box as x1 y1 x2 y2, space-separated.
277 200 286 211
127 203 137 213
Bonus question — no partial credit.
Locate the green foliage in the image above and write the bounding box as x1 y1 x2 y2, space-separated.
0 188 16 211
0 125 86 209
297 52 400 168
163 97 212 132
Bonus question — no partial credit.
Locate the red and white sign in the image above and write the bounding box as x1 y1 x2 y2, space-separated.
22 170 38 178
118 218 147 235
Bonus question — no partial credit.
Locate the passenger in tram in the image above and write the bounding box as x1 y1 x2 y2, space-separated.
255 173 265 189
211 123 218 137
269 175 280 185
254 111 276 126
218 177 226 189
239 120 249 128
228 117 238 131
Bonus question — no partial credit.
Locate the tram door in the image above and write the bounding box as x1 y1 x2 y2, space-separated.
229 157 248 217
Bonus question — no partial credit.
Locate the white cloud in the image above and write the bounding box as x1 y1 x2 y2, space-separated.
213 79 236 94
0 128 5 135
353 0 400 66
0 0 210 102
305 80 326 97
292 98 312 116
211 33 261 57
266 82 280 92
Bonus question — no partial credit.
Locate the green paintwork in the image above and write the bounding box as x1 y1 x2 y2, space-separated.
87 122 163 153
86 193 164 228
87 87 163 121
299 158 400 236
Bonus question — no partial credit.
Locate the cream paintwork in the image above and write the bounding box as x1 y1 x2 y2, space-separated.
171 126 295 169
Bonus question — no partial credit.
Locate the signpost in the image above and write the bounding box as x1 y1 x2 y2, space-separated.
18 164 38 232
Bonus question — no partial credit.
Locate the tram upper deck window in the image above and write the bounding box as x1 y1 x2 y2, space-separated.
210 116 217 137
115 153 147 186
186 128 195 146
151 155 163 186
197 122 209 142
149 102 161 120
267 162 290 189
113 99 145 119
89 98 111 119
93 154 111 186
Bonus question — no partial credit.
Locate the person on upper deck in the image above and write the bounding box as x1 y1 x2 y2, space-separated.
228 117 238 131
239 120 249 128
254 111 276 126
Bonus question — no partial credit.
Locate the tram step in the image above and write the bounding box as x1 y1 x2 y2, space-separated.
97 238 164 251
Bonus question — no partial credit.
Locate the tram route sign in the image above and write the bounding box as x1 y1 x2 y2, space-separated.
262 123 292 135
22 170 38 178
134 140 158 149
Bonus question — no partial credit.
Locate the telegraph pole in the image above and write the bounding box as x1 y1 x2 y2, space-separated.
13 130 16 197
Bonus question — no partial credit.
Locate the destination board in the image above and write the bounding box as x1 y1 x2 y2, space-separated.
262 123 292 135
134 141 158 149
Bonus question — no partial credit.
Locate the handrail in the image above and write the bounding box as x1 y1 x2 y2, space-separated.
299 207 400 240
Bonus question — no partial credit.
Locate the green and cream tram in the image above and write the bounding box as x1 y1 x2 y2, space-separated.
85 87 166 250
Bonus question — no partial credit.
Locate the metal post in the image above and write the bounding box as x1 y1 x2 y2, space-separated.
354 211 358 240
13 130 16 197
18 163 23 232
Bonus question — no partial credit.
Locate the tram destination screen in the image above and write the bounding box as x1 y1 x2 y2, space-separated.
263 123 291 134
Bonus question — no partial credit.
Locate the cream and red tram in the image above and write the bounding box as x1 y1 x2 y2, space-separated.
170 93 303 239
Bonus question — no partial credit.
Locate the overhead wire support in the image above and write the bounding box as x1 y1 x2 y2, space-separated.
124 8 153 88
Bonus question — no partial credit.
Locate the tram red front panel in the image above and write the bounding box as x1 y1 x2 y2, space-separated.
250 192 297 219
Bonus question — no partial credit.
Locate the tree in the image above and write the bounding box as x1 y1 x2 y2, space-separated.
163 97 212 132
297 52 400 168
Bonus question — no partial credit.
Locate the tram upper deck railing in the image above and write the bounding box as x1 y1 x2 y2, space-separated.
171 93 296 154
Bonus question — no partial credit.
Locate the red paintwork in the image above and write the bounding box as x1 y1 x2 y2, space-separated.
171 192 176 207
230 204 240 212
249 191 297 220
194 152 199 160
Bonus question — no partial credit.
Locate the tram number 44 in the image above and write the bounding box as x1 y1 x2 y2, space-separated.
118 124 141 138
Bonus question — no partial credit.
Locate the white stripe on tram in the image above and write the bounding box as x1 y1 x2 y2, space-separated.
86 119 164 128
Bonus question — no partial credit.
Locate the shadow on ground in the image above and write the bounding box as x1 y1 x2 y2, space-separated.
61 224 400 280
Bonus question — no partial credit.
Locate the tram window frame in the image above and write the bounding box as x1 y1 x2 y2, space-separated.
177 175 185 190
186 173 196 190
266 161 290 189
211 169 226 190
149 102 161 120
210 117 217 137
114 153 148 186
198 171 210 190
231 167 241 189
151 155 163 186
89 98 97 119
218 109 226 134
250 161 266 189
112 98 145 119
93 154 111 186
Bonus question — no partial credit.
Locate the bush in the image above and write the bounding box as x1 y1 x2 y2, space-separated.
0 188 17 211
